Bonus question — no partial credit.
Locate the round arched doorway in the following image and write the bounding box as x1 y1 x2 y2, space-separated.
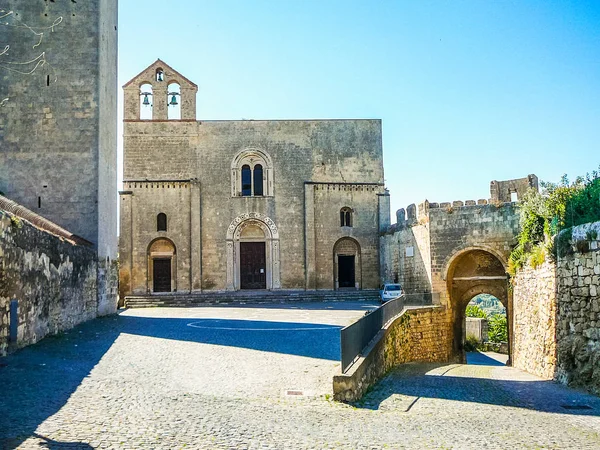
333 237 361 289
445 248 510 363
226 213 281 290
147 238 177 293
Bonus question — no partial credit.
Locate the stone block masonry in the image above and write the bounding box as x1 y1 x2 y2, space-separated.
513 221 600 394
512 261 557 379
0 209 100 356
333 306 452 402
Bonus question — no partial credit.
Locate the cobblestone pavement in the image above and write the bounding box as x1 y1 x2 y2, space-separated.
1 302 600 449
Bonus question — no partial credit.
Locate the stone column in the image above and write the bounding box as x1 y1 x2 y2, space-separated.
304 184 317 290
190 180 202 292
226 241 235 291
118 190 133 302
272 240 281 289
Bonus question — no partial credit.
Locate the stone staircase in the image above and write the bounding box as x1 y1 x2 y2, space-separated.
124 289 380 308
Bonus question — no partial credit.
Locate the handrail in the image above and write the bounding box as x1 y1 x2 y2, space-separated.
340 292 436 373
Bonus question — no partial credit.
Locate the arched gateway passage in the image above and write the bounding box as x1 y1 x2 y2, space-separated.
445 248 510 364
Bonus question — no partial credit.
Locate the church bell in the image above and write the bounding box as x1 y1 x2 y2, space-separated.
142 93 150 106
169 94 179 106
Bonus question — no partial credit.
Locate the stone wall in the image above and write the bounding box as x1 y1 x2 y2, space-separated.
555 238 600 393
333 306 452 402
380 222 431 293
512 261 558 379
513 222 600 394
466 317 489 343
0 0 118 255
0 211 99 356
490 175 538 203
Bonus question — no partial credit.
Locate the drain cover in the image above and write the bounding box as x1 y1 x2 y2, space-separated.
286 390 303 396
561 404 592 410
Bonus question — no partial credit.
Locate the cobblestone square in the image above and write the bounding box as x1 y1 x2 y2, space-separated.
1 302 600 449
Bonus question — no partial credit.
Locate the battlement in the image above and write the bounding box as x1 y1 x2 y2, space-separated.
390 174 537 230
392 198 513 230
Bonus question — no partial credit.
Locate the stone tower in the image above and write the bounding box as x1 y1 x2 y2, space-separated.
0 1 118 313
0 1 118 261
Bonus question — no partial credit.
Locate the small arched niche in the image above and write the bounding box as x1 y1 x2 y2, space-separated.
167 82 181 120
140 83 153 120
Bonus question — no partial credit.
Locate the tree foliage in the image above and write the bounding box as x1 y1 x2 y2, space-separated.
465 305 487 319
509 168 600 275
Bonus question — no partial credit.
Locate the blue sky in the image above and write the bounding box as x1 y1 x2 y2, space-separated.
118 0 600 217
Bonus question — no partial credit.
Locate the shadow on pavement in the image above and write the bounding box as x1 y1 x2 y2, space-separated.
466 351 506 366
33 433 94 449
0 313 343 447
355 362 600 416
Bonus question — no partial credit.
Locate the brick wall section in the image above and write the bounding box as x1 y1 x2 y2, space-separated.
512 262 557 379
0 211 98 356
333 306 452 402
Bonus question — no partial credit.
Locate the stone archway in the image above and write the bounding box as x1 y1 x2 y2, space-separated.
226 213 281 290
446 249 510 363
333 237 362 290
147 238 177 293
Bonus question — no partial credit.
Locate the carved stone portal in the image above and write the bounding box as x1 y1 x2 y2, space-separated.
226 213 280 290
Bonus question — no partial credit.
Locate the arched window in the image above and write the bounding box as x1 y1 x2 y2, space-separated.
241 165 252 196
167 82 181 120
157 213 167 231
156 68 164 82
140 83 153 120
231 149 273 197
253 164 263 196
340 207 353 227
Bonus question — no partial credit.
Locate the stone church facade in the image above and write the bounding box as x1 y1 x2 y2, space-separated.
119 61 390 297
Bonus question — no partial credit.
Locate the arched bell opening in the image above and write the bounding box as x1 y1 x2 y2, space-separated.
167 82 181 120
139 83 153 120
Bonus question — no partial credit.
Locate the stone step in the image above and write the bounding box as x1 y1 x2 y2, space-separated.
124 290 380 308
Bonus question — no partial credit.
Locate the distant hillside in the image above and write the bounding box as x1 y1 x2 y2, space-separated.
469 294 506 317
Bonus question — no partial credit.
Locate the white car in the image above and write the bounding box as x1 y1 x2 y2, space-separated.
379 283 403 303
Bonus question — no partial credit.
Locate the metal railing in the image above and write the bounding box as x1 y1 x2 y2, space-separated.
340 292 436 373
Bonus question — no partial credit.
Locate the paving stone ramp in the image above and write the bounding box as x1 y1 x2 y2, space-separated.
124 289 380 308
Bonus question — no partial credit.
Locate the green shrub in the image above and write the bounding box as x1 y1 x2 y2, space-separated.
529 244 546 268
488 315 508 343
510 168 600 275
464 335 480 352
